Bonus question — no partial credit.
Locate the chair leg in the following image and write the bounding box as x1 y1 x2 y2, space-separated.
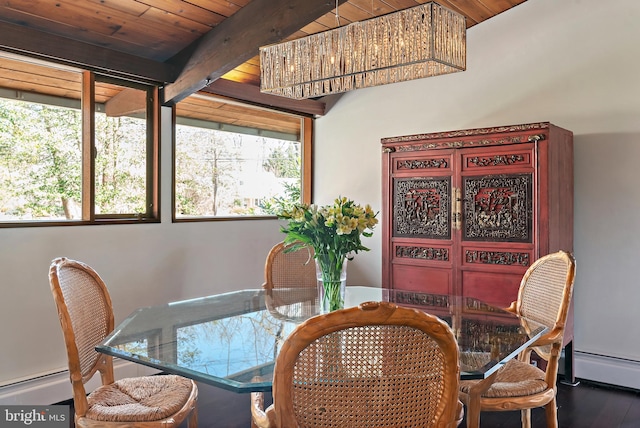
466 398 481 428
520 408 531 428
545 398 559 428
187 408 198 428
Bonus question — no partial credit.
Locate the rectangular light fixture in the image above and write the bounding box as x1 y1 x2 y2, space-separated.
259 2 466 100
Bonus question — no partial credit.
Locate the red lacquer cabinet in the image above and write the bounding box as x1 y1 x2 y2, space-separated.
381 122 575 378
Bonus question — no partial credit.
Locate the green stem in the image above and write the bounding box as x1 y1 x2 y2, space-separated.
316 252 346 311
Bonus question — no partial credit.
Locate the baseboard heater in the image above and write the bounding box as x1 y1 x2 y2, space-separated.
0 361 159 405
574 351 640 390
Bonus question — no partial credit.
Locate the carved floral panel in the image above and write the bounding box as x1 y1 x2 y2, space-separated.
393 177 451 239
463 174 532 242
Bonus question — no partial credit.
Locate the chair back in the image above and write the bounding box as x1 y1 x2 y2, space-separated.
49 257 115 414
264 241 316 290
271 301 460 428
515 250 576 361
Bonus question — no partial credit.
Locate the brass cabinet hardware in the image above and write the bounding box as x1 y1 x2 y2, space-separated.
528 134 545 142
452 187 462 230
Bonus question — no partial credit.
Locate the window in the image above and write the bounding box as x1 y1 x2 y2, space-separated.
173 93 311 220
0 53 159 226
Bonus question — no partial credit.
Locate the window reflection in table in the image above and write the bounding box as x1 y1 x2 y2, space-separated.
99 287 545 391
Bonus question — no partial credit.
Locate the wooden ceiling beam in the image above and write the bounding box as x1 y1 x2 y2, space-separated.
201 79 325 116
0 21 179 84
162 0 349 105
105 87 146 117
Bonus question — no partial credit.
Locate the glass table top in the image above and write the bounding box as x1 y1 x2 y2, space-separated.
97 286 546 393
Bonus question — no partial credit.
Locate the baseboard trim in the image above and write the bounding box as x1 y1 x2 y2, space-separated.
5 351 637 404
575 351 640 390
0 361 159 405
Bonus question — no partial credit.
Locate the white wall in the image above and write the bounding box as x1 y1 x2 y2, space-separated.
315 0 640 387
0 108 284 391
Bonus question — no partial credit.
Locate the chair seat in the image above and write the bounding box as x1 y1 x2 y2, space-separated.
86 375 194 422
460 359 548 398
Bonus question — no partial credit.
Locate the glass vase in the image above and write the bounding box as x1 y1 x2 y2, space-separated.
315 254 347 313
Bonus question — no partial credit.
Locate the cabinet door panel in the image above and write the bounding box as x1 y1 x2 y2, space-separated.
461 271 523 308
392 264 452 294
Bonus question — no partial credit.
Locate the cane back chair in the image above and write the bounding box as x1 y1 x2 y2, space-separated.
263 241 318 321
459 250 576 428
251 301 462 428
263 241 316 291
48 257 198 428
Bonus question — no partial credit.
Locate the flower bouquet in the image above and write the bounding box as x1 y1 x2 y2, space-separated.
278 197 378 311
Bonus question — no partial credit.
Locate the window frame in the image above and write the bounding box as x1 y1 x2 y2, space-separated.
0 64 160 228
171 105 312 223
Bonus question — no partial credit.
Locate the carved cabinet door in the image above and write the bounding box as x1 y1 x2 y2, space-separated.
457 143 536 306
383 149 456 295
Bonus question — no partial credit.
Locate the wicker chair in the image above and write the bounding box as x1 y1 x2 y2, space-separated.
263 241 316 290
48 257 198 428
458 250 576 428
251 301 462 428
263 241 318 321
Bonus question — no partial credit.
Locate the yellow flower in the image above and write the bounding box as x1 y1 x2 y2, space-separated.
279 196 378 259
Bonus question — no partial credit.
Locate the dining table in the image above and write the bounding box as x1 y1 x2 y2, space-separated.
96 286 546 394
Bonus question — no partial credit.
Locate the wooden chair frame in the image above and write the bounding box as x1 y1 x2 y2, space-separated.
459 250 576 428
49 257 198 428
252 301 461 428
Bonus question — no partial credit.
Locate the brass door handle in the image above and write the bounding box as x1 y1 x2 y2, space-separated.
452 187 462 230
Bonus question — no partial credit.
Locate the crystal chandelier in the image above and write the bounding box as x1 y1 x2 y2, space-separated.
259 2 466 100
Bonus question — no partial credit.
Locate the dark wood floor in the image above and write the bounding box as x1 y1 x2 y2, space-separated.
192 379 640 427
61 378 640 427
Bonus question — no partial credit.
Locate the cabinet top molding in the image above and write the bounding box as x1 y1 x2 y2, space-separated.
381 122 552 146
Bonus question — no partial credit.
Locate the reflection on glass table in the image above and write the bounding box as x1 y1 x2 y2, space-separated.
97 286 546 393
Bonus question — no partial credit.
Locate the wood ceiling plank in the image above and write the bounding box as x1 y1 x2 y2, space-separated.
139 8 214 34
315 11 352 29
479 0 526 14
221 69 258 85
4 0 132 38
175 103 300 136
85 0 150 17
136 1 225 27
0 21 179 83
349 0 396 16
163 0 349 105
299 21 331 35
229 61 260 76
186 0 244 18
0 79 80 100
334 2 376 22
1 0 200 62
0 5 163 60
0 68 79 90
196 108 299 134
378 0 421 10
0 57 81 84
437 0 493 24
